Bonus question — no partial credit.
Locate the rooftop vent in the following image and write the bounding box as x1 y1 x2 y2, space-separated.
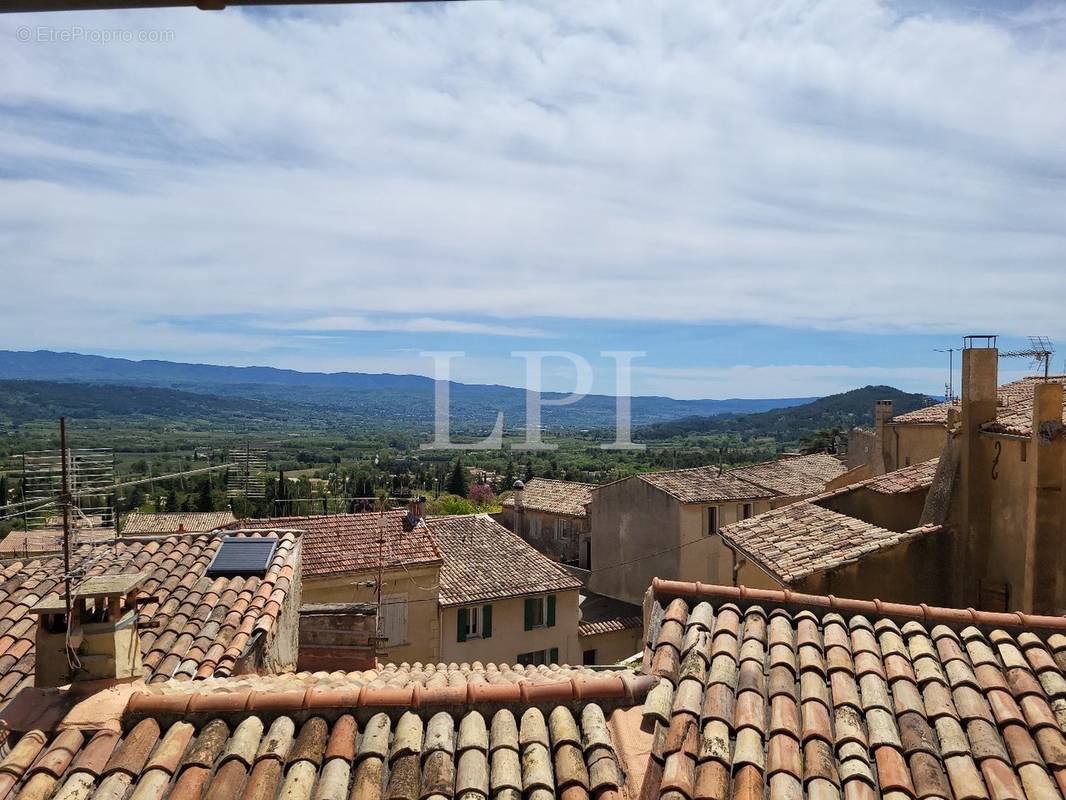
31 573 148 687
206 536 278 577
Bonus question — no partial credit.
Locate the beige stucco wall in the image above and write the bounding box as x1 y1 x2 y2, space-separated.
884 423 948 472
303 564 442 664
439 591 580 665
820 486 927 534
589 477 773 604
578 627 642 665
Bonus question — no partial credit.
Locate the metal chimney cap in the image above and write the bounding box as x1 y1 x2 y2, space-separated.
512 480 525 491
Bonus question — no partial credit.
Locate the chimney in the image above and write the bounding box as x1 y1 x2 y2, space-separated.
512 480 525 537
872 400 893 475
1029 381 1065 613
177 523 186 534
402 496 425 532
31 574 147 687
957 341 998 608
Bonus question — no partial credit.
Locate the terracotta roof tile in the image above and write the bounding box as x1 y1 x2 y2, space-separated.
891 375 1066 437
719 501 941 584
428 515 582 606
121 511 237 535
235 511 441 577
860 458 940 495
633 466 775 504
640 580 1066 800
502 478 594 517
728 453 847 498
0 531 299 710
578 592 643 638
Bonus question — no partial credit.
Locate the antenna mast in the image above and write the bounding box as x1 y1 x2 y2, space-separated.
60 418 72 620
1000 336 1055 379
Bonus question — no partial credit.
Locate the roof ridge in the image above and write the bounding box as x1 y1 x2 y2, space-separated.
125 672 659 719
651 578 1066 632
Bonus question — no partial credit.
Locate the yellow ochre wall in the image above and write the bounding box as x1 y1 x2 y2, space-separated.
439 591 580 665
884 423 948 472
578 627 643 665
303 564 442 665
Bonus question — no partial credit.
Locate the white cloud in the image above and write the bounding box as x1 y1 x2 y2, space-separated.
276 315 549 337
1 0 1064 387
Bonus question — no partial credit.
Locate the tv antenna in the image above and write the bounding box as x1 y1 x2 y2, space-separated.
933 348 957 403
1000 336 1055 379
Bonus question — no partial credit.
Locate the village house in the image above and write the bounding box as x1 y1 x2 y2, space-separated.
0 529 301 712
721 340 1066 615
587 452 847 605
120 510 237 536
500 477 594 567
2 576 1065 800
238 505 586 666
851 373 1066 476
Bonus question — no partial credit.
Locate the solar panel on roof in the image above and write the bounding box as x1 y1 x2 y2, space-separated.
206 536 278 577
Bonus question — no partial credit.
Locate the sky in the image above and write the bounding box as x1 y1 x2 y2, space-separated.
1 0 1064 399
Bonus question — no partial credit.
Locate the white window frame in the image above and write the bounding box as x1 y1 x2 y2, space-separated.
465 605 483 639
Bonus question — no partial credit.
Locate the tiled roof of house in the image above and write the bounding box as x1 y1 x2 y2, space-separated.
0 531 299 709
501 478 594 517
1 664 656 800
0 528 115 558
235 511 442 577
579 592 643 638
121 511 237 535
428 514 583 607
636 467 776 504
891 376 1066 432
861 458 940 495
719 501 941 584
728 453 847 498
641 579 1066 800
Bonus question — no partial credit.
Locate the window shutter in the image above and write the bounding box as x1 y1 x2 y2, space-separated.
524 598 535 631
457 608 468 643
549 647 559 664
547 595 556 628
483 605 492 638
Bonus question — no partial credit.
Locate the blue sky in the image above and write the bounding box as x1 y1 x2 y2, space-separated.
1 0 1064 398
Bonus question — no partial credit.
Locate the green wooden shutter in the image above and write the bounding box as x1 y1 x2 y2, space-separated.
524 598 535 631
457 607 468 642
483 605 492 639
549 647 559 664
546 595 556 627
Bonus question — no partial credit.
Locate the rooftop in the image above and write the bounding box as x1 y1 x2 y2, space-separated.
235 511 442 577
891 375 1066 435
642 579 1066 800
635 466 776 504
0 530 299 709
501 478 594 517
5 579 1066 800
121 511 237 535
429 514 583 607
0 528 116 558
861 457 940 495
578 592 643 638
718 500 941 584
728 452 848 497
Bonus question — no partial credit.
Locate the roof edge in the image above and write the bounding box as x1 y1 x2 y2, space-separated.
651 578 1066 632
125 672 659 719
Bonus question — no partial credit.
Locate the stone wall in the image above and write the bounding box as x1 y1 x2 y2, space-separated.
298 602 377 672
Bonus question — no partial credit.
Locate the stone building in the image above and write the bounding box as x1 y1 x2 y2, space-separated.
587 453 847 605
720 341 1066 615
500 478 594 567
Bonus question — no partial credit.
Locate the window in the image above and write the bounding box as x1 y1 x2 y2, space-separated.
529 517 541 539
742 503 754 520
706 506 719 535
583 649 597 665
457 604 492 642
378 594 408 648
518 647 559 666
524 595 556 630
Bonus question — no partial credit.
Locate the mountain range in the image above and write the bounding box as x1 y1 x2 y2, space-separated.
0 350 815 431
